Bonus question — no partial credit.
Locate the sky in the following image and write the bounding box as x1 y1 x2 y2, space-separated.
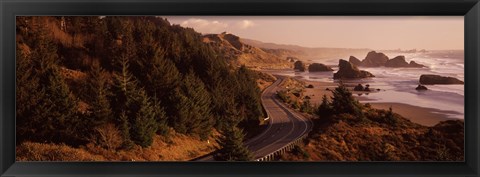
163 16 464 50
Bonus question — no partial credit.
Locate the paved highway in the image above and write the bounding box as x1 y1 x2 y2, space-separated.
196 77 313 161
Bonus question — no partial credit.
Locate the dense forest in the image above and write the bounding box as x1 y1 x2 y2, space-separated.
16 16 263 160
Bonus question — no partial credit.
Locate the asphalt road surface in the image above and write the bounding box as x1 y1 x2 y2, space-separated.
196 77 312 161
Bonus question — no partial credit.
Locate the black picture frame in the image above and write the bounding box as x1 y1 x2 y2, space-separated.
1 0 479 176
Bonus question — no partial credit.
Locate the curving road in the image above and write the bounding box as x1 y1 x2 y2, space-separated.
196 77 313 161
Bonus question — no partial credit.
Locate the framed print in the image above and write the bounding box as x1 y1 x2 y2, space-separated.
1 0 479 176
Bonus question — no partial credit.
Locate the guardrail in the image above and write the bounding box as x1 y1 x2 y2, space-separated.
254 133 309 161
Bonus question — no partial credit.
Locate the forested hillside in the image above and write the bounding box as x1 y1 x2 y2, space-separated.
16 16 265 161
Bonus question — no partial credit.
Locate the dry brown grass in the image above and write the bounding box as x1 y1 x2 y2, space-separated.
17 129 220 161
98 130 220 161
281 116 464 161
16 142 105 161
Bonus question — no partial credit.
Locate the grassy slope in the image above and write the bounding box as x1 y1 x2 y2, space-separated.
272 77 464 161
17 130 219 161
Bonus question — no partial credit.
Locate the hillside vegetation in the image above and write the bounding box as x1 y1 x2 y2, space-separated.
16 16 265 161
203 32 292 69
277 82 464 161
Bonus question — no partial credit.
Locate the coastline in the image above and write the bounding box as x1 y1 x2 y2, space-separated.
298 77 460 127
368 102 459 126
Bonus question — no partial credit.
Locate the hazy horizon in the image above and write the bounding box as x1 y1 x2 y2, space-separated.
164 16 464 51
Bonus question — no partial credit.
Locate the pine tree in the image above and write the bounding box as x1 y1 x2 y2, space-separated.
16 41 46 143
152 96 169 136
130 90 159 147
385 107 397 125
145 47 180 98
169 71 213 139
85 64 112 126
42 65 84 144
317 94 332 118
331 84 362 115
215 126 253 161
111 57 137 148
104 17 136 72
119 111 134 149
209 72 242 130
16 29 84 145
111 57 163 147
235 65 263 132
111 57 136 113
300 99 313 114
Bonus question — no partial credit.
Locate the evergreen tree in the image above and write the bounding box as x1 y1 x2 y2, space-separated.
169 71 213 139
130 90 159 147
152 96 169 136
111 57 135 113
331 84 362 115
119 111 134 149
144 47 180 98
103 17 136 71
209 72 242 130
16 41 46 143
15 16 269 150
235 65 263 132
85 64 112 126
41 66 82 143
16 30 84 145
110 57 137 148
300 99 313 114
111 57 164 147
317 94 332 118
215 126 253 161
385 107 397 125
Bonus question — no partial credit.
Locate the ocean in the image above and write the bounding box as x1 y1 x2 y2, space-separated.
270 50 465 119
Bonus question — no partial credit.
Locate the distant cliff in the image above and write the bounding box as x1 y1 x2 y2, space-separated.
203 32 292 69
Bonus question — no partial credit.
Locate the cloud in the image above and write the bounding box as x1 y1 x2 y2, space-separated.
180 18 228 34
236 20 255 29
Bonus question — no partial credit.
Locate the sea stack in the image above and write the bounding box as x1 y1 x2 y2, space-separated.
351 51 425 68
385 55 425 68
409 61 425 68
308 63 334 72
294 61 306 72
415 85 428 90
361 51 389 67
419 74 464 85
349 56 362 66
333 59 374 79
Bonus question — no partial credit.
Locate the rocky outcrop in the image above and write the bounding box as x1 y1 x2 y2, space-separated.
354 84 364 91
351 51 425 68
409 61 425 68
385 56 425 68
361 51 389 67
349 56 362 66
415 85 428 90
294 61 306 72
419 74 464 85
364 84 371 91
333 59 375 79
308 63 333 72
354 84 371 91
385 56 410 67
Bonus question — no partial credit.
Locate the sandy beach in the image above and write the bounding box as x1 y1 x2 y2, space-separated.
368 103 458 126
300 79 458 127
